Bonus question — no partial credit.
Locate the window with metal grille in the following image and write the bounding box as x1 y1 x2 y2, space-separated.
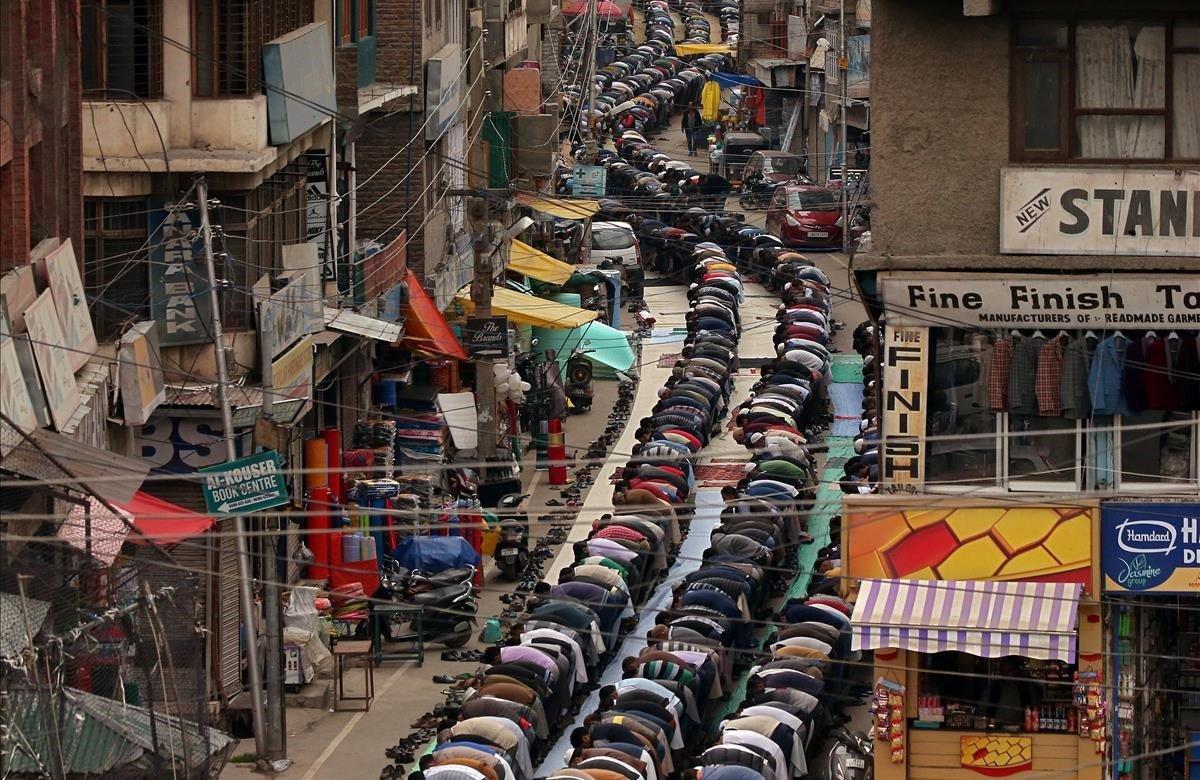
84 199 151 340
193 0 314 97
82 0 163 98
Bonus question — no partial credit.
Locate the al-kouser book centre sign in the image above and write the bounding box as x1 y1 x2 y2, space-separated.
1000 168 1199 256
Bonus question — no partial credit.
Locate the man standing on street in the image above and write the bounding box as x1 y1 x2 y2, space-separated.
681 105 703 156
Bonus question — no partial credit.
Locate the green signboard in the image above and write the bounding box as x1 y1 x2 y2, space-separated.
200 450 289 516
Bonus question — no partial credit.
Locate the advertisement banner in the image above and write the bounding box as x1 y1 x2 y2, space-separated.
464 316 510 359
118 322 166 426
572 165 608 198
879 272 1200 329
1000 167 1200 256
846 505 1093 586
1101 502 1200 594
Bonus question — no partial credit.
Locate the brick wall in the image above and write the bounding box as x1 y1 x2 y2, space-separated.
375 0 423 92
0 0 82 272
355 108 429 277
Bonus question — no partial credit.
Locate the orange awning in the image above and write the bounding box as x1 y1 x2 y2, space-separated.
125 491 216 546
403 269 468 360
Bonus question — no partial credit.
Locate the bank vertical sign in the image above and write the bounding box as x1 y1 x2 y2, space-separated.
1101 503 1200 593
1000 168 1200 256
148 199 213 346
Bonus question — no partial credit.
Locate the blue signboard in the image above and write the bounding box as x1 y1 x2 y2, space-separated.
1101 502 1200 593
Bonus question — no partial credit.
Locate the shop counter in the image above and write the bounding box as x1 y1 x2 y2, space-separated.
875 729 1097 780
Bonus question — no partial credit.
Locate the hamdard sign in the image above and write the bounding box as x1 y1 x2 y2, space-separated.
1000 168 1200 256
879 273 1200 329
1102 503 1200 593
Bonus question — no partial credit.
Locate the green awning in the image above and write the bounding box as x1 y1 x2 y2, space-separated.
534 321 635 378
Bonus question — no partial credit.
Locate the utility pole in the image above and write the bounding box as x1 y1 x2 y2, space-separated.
196 179 269 760
839 0 850 253
581 0 599 163
471 233 499 463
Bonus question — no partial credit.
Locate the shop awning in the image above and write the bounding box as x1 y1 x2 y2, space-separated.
454 287 598 329
404 269 468 360
850 579 1083 662
323 307 403 342
124 491 217 546
514 192 601 220
508 241 574 285
674 42 736 56
534 321 635 377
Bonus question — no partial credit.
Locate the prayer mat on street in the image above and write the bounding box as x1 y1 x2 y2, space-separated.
656 352 682 366
695 463 748 484
830 354 864 384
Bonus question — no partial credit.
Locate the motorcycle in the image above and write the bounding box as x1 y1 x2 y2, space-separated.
377 560 477 648
566 352 594 414
815 727 874 780
492 493 530 581
738 176 780 209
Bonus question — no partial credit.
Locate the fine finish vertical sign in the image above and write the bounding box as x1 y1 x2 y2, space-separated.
1000 167 1200 256
881 325 928 491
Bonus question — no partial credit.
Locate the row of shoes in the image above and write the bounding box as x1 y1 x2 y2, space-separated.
439 648 484 663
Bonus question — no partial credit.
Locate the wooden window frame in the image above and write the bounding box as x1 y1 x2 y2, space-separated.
84 199 152 338
357 0 374 40
1011 17 1200 163
82 0 164 99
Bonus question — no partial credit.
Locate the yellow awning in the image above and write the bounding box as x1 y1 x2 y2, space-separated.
508 240 574 286
455 288 598 329
514 192 601 220
674 42 736 55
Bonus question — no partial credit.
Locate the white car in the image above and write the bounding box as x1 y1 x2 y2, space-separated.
585 221 644 295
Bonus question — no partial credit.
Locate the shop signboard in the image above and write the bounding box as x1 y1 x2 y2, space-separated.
464 316 510 359
269 335 314 403
1000 167 1200 256
846 504 1093 586
304 150 335 281
23 290 81 432
879 272 1200 329
0 334 38 457
257 264 322 360
1101 502 1200 593
880 324 926 491
35 239 97 372
148 199 212 346
200 450 289 516
572 165 608 198
118 322 166 426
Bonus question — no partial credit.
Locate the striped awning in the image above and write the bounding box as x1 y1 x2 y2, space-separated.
851 579 1083 662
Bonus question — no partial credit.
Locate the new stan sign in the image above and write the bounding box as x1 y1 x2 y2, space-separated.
1000 168 1200 256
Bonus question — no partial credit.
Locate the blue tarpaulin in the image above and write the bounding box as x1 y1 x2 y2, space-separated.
711 71 764 88
391 536 481 572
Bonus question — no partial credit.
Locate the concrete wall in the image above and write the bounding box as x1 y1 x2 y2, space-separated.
869 0 1197 263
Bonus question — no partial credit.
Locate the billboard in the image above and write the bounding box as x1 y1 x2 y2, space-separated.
1102 502 1200 594
847 505 1093 586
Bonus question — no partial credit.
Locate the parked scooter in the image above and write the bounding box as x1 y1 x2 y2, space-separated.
813 727 874 780
492 493 530 581
377 560 477 647
566 352 594 414
738 174 781 209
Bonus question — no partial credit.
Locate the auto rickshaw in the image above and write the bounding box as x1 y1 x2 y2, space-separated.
718 131 769 185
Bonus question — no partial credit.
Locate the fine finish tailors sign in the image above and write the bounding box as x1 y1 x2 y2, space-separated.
1000 167 1200 256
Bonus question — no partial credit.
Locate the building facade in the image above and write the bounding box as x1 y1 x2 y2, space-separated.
848 1 1199 779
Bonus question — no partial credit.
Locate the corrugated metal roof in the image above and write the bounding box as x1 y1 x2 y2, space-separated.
163 384 264 409
0 592 50 660
323 307 403 342
5 686 233 775
0 427 150 505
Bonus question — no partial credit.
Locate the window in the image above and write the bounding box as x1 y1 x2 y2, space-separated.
336 0 372 43
590 227 636 251
82 0 162 98
786 190 838 210
1012 19 1200 160
920 653 1077 731
925 328 1200 492
193 0 314 97
84 199 151 340
357 0 374 39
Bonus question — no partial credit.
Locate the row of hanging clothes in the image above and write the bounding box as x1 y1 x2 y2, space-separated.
984 329 1200 418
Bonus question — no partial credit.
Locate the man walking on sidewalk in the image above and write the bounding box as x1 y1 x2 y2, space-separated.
681 105 703 156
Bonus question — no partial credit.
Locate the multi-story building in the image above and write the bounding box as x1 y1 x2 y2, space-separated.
845 3 1199 779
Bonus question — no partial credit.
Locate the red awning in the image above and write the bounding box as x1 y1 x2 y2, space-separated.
563 0 624 16
403 269 468 360
124 491 216 546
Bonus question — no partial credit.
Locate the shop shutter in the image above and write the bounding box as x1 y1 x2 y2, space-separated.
484 112 514 188
215 519 244 699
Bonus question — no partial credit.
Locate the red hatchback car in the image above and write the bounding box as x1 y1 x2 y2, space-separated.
765 185 843 248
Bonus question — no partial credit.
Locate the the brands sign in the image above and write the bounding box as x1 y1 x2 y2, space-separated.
879 273 1200 329
464 316 510 359
1000 168 1200 256
1102 503 1200 593
880 324 927 491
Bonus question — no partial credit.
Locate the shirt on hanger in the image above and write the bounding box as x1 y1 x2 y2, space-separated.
1008 335 1043 415
986 336 1013 412
1059 337 1093 419
1035 337 1065 416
